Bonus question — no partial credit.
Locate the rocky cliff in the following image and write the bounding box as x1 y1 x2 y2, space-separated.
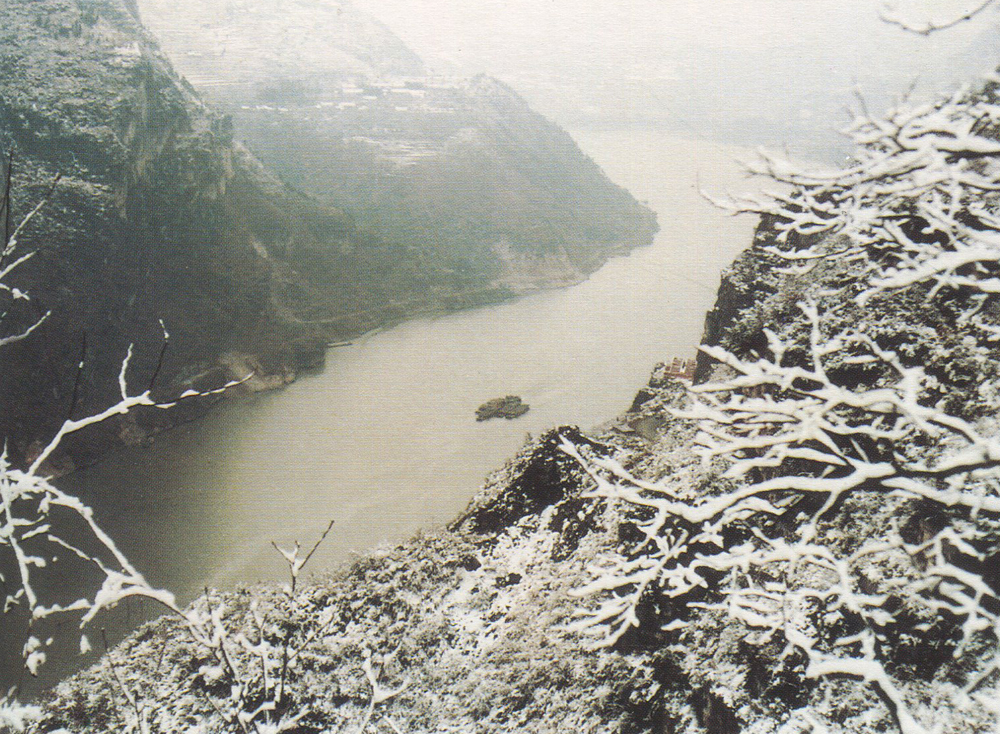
138 0 659 298
1 0 320 469
0 0 655 470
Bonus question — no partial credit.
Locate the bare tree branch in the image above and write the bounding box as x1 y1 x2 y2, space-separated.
881 0 996 34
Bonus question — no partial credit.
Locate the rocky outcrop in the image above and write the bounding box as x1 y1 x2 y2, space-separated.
1 0 327 468
456 426 597 534
475 395 530 422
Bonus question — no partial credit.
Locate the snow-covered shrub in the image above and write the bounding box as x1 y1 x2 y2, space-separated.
0 696 40 733
710 83 1000 312
567 83 1000 733
563 314 1000 731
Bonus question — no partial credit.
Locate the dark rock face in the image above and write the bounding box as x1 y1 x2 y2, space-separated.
695 238 781 381
695 222 822 382
475 395 530 422
460 426 597 534
628 387 658 412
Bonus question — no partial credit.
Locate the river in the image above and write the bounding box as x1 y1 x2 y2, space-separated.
8 130 759 693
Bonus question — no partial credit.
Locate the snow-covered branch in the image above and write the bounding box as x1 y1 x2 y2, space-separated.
0 168 57 348
563 301 1000 732
1 348 252 669
881 0 996 34
710 87 1000 314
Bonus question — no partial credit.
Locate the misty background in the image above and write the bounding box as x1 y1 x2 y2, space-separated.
349 0 1000 159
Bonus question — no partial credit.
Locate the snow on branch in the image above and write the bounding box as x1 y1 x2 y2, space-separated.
563 302 1000 732
881 0 996 34
26 344 250 474
0 169 58 347
708 87 1000 308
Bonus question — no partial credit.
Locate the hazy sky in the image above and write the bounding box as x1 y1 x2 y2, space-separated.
350 0 1000 155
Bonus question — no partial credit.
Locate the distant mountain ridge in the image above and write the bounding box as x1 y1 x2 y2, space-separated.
138 0 658 298
137 0 427 97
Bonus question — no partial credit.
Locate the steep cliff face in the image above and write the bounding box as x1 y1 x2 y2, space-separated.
0 0 655 469
139 0 659 299
0 0 363 467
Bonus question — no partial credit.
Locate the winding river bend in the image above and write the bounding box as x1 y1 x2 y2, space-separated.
66 130 756 596
9 131 757 693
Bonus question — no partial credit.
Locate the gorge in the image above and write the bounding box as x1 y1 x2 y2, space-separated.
25 84 1000 729
0 0 654 472
4 1 1000 731
0 128 754 696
